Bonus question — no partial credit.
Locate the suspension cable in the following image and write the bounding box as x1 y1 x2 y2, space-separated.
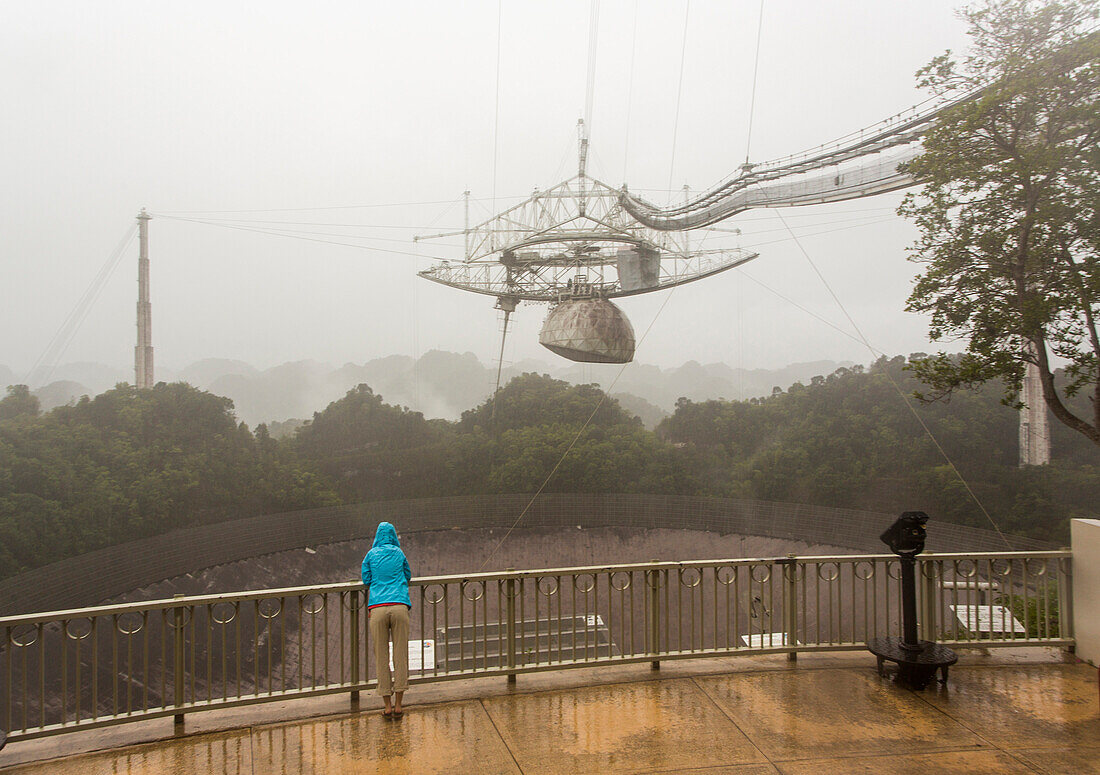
154 214 451 260
744 0 765 163
584 0 601 135
491 0 503 216
665 0 691 198
621 0 639 183
479 282 683 570
24 225 137 387
770 208 1014 549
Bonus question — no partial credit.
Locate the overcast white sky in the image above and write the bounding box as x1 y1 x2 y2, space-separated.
1 1 974 383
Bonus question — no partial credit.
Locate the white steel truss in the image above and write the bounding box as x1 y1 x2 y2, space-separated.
417 173 756 302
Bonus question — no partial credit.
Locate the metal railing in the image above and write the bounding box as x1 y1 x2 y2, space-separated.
0 550 1072 744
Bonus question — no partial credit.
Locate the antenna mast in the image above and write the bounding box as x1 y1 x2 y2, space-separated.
135 209 154 389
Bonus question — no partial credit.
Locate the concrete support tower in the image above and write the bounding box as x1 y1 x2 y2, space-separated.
1020 358 1051 466
134 209 154 389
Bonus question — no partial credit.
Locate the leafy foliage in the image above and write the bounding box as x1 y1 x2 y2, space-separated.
0 385 40 421
295 375 687 500
659 357 1098 542
901 0 1100 443
1003 581 1062 637
459 373 640 432
0 383 338 578
5 360 1095 580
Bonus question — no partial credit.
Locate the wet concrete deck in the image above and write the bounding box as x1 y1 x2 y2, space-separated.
2 650 1097 774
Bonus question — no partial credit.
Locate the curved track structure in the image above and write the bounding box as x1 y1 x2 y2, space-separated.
620 90 980 231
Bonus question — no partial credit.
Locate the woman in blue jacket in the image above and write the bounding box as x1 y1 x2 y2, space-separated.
361 521 413 718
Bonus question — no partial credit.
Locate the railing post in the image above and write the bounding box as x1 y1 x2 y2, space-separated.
647 559 660 670
172 594 185 731
1058 551 1074 648
918 557 938 642
506 568 517 683
782 555 798 661
349 590 360 710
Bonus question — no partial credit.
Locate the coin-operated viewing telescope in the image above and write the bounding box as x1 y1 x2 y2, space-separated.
867 512 957 689
880 511 928 557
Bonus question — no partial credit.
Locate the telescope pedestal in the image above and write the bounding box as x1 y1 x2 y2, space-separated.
868 637 957 690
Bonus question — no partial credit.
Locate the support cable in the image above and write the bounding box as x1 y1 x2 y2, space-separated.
491 0 503 217
158 199 469 215
621 0 639 183
679 215 898 253
492 307 512 419
153 215 452 260
479 282 682 570
665 0 691 198
24 225 137 387
770 208 1014 549
744 0 765 163
584 0 600 135
409 193 466 413
154 216 466 231
162 208 894 258
736 267 882 350
475 0 697 558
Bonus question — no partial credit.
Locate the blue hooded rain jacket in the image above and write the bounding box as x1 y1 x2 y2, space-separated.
361 522 412 609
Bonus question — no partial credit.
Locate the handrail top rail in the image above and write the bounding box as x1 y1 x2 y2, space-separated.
0 549 1070 627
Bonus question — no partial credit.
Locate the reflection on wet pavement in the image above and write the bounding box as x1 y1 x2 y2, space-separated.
920 664 1100 748
482 679 765 774
0 731 252 775
250 701 519 775
1 659 1097 775
694 668 982 760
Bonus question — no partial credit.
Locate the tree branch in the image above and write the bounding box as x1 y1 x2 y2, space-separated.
1034 333 1100 443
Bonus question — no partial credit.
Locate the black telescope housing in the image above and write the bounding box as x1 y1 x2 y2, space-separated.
867 511 956 689
879 511 928 557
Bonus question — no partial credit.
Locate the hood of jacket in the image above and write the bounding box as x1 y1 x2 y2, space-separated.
372 521 400 549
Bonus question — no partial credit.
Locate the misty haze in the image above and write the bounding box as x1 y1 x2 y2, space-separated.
2 0 1098 770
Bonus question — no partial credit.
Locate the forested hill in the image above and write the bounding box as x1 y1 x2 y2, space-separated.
0 384 338 579
7 352 852 426
658 356 1098 541
294 358 1097 544
2 356 1096 581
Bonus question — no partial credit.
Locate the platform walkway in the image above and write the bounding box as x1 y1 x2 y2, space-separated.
1 650 1097 774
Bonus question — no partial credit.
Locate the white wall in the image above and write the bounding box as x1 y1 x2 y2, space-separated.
1071 518 1100 667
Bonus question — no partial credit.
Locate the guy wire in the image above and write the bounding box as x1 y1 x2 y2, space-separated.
744 0 765 163
665 0 691 198
770 207 1014 549
621 0 639 183
480 282 686 571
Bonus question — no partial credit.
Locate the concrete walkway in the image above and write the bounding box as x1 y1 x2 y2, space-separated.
2 651 1097 774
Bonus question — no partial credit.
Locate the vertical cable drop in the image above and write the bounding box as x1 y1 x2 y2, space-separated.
666 1 691 198
744 0 766 163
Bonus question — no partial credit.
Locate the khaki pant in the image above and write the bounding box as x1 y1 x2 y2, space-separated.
369 605 409 696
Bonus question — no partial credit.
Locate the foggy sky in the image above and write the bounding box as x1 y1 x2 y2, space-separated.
1 1 972 385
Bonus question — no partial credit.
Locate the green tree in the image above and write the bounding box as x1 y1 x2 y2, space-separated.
0 385 40 421
659 357 1099 541
0 383 338 579
900 0 1100 443
459 373 639 432
292 384 455 501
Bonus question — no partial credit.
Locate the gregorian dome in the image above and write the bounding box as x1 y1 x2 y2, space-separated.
538 297 636 364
